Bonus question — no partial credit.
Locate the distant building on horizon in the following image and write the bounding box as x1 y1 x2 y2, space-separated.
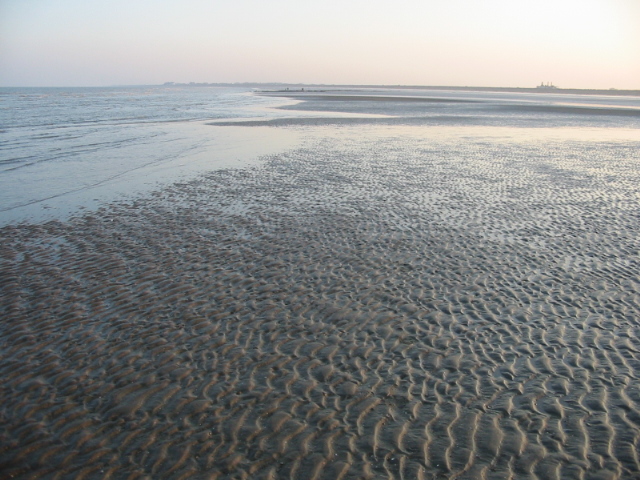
537 81 558 89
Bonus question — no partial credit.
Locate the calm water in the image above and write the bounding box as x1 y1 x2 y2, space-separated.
0 86 298 224
1 85 639 225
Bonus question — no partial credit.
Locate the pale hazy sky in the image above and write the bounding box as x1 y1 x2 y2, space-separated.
1 0 638 88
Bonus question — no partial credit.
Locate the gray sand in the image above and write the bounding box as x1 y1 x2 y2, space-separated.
1 124 639 479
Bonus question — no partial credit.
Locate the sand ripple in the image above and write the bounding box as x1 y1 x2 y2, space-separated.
1 127 640 478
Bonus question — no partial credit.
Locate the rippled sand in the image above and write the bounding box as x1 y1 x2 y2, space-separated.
1 125 639 479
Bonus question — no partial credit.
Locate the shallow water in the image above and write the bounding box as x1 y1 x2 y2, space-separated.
0 86 303 224
1 88 640 479
261 87 640 127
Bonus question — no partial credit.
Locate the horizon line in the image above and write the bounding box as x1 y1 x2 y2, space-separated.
1 82 639 94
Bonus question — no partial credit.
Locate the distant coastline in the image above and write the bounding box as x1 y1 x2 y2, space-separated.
162 82 640 97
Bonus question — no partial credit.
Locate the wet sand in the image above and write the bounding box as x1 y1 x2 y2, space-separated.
1 125 640 479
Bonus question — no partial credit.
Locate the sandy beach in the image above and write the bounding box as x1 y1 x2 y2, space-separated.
1 111 640 478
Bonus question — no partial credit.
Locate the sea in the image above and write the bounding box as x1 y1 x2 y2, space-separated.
1 84 639 225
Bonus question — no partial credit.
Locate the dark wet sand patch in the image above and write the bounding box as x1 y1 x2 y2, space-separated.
267 94 478 103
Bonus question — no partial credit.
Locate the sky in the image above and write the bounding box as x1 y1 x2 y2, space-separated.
0 0 639 89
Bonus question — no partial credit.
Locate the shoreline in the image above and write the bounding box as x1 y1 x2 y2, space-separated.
161 82 640 97
0 122 301 227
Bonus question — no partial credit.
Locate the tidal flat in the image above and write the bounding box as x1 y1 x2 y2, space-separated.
1 94 640 479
